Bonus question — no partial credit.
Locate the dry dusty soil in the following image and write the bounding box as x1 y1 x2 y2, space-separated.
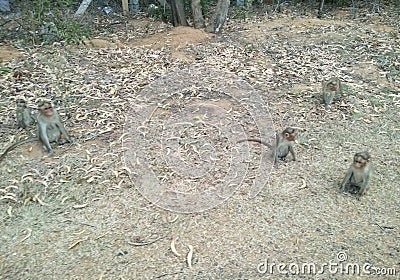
0 4 399 280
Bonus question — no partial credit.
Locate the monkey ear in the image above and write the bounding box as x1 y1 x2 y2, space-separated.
37 100 45 108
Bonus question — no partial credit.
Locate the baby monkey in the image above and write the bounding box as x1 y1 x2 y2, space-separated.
0 100 72 161
322 77 342 107
238 127 298 167
340 152 371 199
16 99 35 129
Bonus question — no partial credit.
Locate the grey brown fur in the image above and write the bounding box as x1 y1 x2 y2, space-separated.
322 77 342 107
0 101 71 161
238 127 298 167
340 151 371 199
16 99 35 129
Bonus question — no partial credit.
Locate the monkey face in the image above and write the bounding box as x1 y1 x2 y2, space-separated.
39 102 54 116
353 156 367 169
353 152 371 169
285 132 296 142
16 99 27 107
328 81 338 90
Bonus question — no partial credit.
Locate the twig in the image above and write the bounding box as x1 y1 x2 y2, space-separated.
80 129 113 142
128 235 164 246
155 272 181 279
64 220 97 228
382 226 394 230
0 19 13 27
69 239 84 249
376 223 394 231
187 244 194 268
375 223 384 231
19 228 32 243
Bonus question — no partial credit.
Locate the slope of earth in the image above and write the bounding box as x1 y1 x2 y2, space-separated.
0 6 399 279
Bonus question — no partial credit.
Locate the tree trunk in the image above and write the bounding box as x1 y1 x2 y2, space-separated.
74 0 93 17
157 0 169 8
122 0 129 16
317 0 325 18
169 0 189 27
191 0 205 29
205 0 230 33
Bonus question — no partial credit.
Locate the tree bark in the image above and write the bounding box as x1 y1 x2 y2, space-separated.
122 0 129 15
191 0 205 29
169 0 189 27
205 0 230 33
74 0 93 17
317 0 325 18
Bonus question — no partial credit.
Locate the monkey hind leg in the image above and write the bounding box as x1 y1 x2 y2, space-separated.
42 144 52 152
341 184 361 197
339 183 350 193
281 157 290 162
348 185 360 194
57 138 69 145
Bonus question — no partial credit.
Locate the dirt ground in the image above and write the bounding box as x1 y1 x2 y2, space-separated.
0 4 399 280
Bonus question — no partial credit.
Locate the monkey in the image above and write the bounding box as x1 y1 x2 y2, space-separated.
36 100 72 153
16 99 35 129
237 127 298 167
322 77 342 107
0 100 71 161
340 152 372 199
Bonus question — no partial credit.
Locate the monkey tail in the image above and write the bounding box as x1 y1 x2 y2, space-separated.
0 137 38 161
237 138 273 148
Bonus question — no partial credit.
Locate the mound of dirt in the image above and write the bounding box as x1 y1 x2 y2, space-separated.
82 26 213 62
129 26 213 49
83 38 123 49
0 45 21 61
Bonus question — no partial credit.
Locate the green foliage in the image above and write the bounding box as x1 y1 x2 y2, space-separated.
145 2 174 23
331 0 353 6
18 0 91 45
0 67 12 72
280 0 354 7
231 6 248 19
57 19 91 45
200 0 211 18
147 4 164 20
